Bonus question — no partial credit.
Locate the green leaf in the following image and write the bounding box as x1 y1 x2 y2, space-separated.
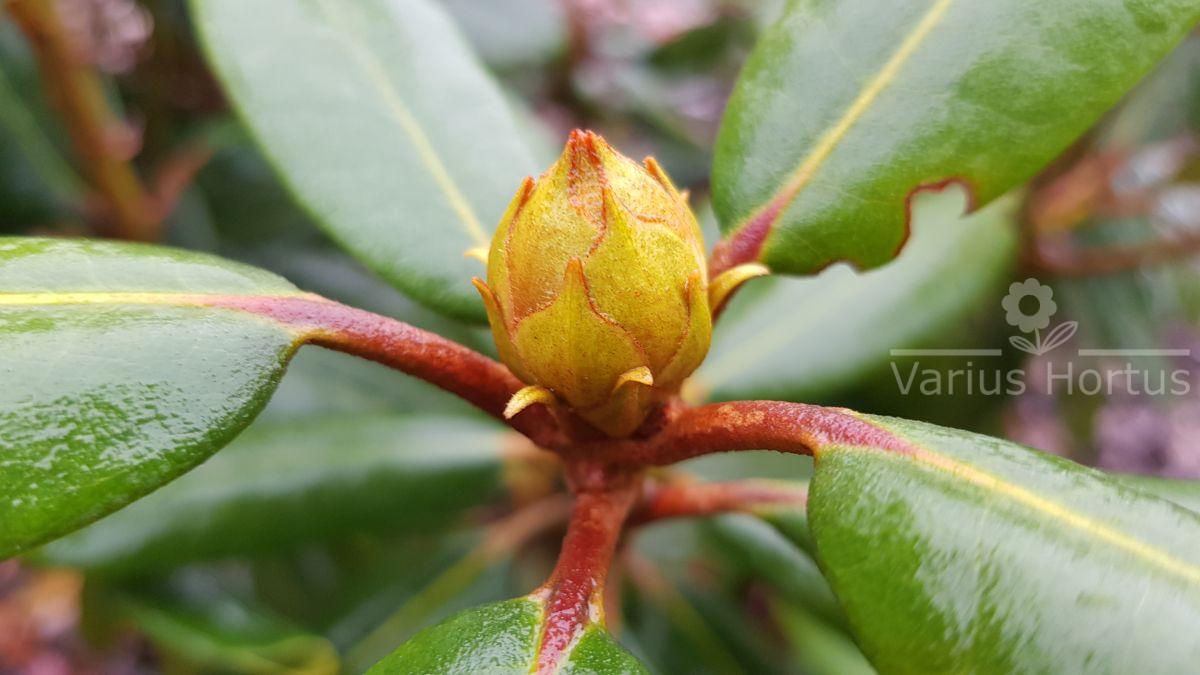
185 130 493 353
367 598 647 674
440 0 567 70
560 625 648 675
190 0 541 322
705 513 844 630
627 510 798 673
694 188 1015 404
343 536 516 670
711 0 1200 274
39 414 509 575
620 559 776 674
368 598 538 674
104 571 339 675
0 237 306 558
1114 474 1200 515
774 602 875 675
758 504 814 558
807 413 1200 673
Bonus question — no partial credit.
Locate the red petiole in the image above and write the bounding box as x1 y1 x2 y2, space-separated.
209 292 916 667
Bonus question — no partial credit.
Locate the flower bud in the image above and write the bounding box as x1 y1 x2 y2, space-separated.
474 130 711 437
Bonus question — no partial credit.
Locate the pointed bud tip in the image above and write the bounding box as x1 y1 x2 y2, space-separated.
567 127 604 146
565 128 596 155
563 129 615 168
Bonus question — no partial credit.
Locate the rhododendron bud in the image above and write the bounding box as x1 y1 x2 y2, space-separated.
474 130 711 437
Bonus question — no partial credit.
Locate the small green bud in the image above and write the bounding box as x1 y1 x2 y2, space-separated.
475 130 711 436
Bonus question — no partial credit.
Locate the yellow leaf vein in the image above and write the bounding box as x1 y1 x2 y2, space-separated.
739 0 955 233
313 0 489 248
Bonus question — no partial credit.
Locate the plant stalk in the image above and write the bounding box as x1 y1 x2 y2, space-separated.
6 0 158 240
533 476 638 674
566 400 914 467
210 294 563 448
630 479 807 526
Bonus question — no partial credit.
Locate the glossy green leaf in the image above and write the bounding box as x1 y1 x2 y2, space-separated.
560 625 648 675
367 598 647 674
190 0 541 321
368 598 539 674
694 188 1015 405
343 535 516 670
807 414 1200 673
712 0 1200 274
0 237 306 558
39 415 509 575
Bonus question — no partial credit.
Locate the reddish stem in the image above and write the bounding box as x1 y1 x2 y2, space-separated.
708 199 782 279
568 400 917 467
631 479 807 526
533 478 638 674
213 295 561 447
211 296 913 468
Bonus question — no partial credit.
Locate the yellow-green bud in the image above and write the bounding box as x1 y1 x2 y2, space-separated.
474 130 711 437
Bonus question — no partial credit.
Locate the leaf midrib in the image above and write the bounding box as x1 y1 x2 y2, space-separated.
826 419 1200 586
312 0 489 248
733 0 955 239
0 291 310 306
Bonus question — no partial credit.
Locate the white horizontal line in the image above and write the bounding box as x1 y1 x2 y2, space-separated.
889 349 1003 356
1078 349 1192 357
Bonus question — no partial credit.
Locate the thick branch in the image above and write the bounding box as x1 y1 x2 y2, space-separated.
6 0 157 240
213 295 561 447
631 479 807 526
568 400 917 467
533 479 638 675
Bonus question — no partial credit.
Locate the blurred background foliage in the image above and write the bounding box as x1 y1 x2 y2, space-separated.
0 1 1197 673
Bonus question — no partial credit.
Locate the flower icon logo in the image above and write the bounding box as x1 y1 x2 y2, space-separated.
1002 278 1056 332
1001 278 1077 355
